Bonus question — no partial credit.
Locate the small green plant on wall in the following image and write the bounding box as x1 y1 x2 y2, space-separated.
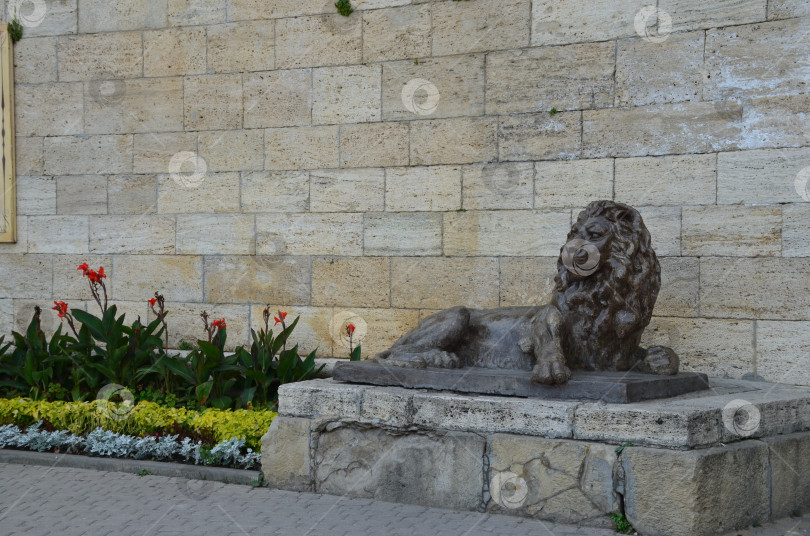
7 19 22 43
335 0 353 16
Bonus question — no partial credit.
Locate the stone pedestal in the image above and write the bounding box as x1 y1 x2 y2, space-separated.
261 377 810 536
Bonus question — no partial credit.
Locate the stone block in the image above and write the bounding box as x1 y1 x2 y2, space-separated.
768 0 810 18
444 210 570 257
764 432 810 518
78 0 167 32
240 171 310 212
184 74 243 131
310 169 385 212
362 4 430 62
363 212 442 256
410 117 497 165
700 257 810 320
89 215 176 255
391 257 499 309
261 417 312 492
381 55 485 121
356 385 414 428
535 159 612 208
641 317 754 378
615 154 716 206
660 0 767 32
16 176 56 216
250 305 334 356
740 94 810 150
197 130 264 172
583 102 739 157
756 321 810 386
27 216 88 254
256 213 362 256
204 256 310 305
168 0 226 25
13 0 77 37
57 32 142 82
462 162 533 210
113 255 203 302
84 77 184 135
275 14 362 69
0 255 52 299
157 172 240 214
616 31 704 106
312 65 381 124
717 147 810 204
13 37 57 84
45 135 133 176
499 257 558 307
654 257 700 317
51 254 112 302
311 257 390 308
133 132 197 174
682 205 781 257
0 217 28 254
385 165 461 212
339 122 409 168
243 69 312 128
265 126 339 170
531 0 639 46
636 206 681 256
486 42 614 115
148 302 251 349
432 0 530 55
227 0 331 20
143 27 207 77
278 379 364 418
15 83 83 137
487 434 617 523
56 176 107 215
0 300 12 336
314 425 484 511
329 307 420 357
176 214 255 255
499 112 581 161
207 21 274 73
622 441 770 536
15 137 44 176
782 204 810 258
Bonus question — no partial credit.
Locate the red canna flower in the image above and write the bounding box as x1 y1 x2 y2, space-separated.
77 262 89 275
97 266 106 279
148 297 157 307
212 318 226 329
52 301 68 318
273 311 287 326
346 324 355 337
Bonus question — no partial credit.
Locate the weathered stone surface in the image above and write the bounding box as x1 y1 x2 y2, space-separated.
261 417 312 492
278 379 364 418
143 27 207 77
84 77 184 135
184 74 243 131
382 55 485 121
362 4 431 62
204 256 310 305
226 0 331 20
500 111 581 161
314 425 484 511
176 214 255 255
16 176 56 216
462 162 533 210
432 0 530 55
636 206 681 256
531 0 639 46
16 83 83 137
240 171 310 213
700 257 810 320
682 205 781 257
148 302 250 349
168 0 225 25
256 213 362 256
499 257 557 307
782 204 810 258
622 441 769 536
535 159 612 208
56 176 106 215
157 172 240 214
339 122 409 168
13 37 57 84
385 166 461 212
0 255 52 299
133 132 197 174
78 0 167 32
251 305 334 356
313 65 381 124
265 126 339 170
410 117 497 165
51 254 112 302
275 14 362 69
14 0 77 37
739 94 810 150
391 257 499 309
615 154 716 206
45 136 132 176
243 69 312 128
443 210 570 257
89 215 175 255
617 32 704 106
717 147 810 204
310 169 385 212
207 21 274 73
660 0 767 32
311 257 390 308
197 130 264 172
487 434 617 524
57 32 142 81
15 138 44 177
0 300 12 336
27 216 88 254
654 257 700 317
113 255 203 302
486 42 614 114
768 0 810 18
363 212 442 256
764 432 810 518
757 320 810 386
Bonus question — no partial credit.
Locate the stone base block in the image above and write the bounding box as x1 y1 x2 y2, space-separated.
262 378 810 536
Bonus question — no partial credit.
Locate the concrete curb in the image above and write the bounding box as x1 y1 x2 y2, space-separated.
0 449 260 485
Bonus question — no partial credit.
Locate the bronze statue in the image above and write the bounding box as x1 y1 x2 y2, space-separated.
375 200 678 385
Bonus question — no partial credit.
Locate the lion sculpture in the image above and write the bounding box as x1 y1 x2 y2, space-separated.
375 200 679 385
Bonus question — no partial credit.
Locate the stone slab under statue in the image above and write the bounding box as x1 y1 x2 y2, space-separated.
334 200 708 401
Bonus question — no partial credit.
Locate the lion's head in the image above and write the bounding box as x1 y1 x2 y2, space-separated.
553 200 660 371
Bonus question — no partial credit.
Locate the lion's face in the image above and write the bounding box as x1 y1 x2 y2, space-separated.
562 214 614 280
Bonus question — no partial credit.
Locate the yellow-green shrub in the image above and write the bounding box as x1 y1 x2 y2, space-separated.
0 398 276 450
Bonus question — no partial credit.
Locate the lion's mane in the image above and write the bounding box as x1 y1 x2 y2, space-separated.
553 201 660 371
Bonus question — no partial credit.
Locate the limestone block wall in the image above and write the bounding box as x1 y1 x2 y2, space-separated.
0 0 808 384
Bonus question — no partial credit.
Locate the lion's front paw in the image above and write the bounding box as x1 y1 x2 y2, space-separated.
531 360 572 385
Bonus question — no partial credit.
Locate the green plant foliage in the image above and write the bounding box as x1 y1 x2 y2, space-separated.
335 0 353 16
611 513 634 534
7 19 23 43
350 345 362 361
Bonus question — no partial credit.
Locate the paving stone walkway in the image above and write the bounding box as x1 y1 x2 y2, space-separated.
0 462 807 536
